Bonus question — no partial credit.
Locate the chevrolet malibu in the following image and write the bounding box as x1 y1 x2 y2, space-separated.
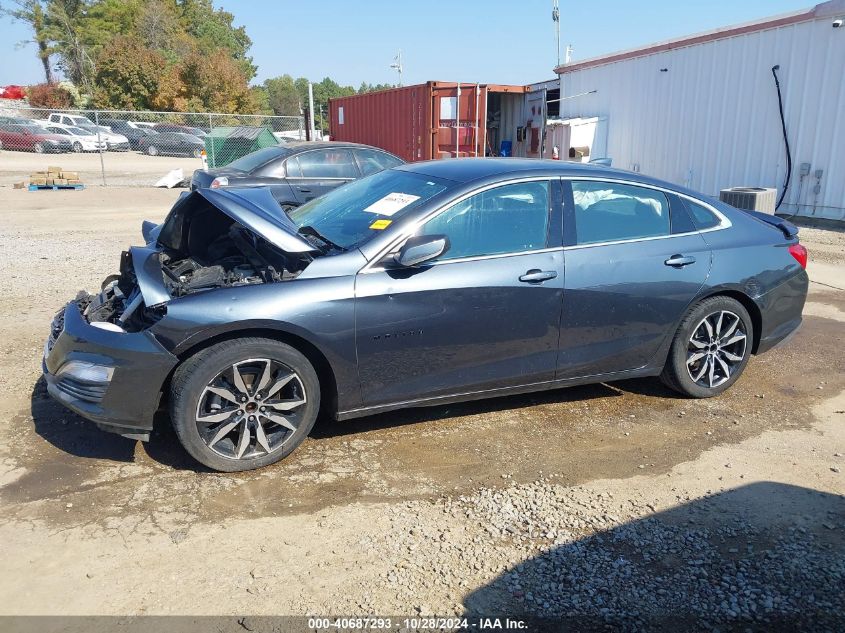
43 160 808 471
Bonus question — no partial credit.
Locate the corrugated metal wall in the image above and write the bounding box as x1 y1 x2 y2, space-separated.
558 13 845 220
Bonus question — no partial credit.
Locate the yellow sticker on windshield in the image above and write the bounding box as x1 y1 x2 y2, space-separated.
369 219 392 230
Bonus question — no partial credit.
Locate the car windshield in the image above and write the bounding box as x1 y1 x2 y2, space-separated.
287 169 451 250
68 126 93 136
227 146 289 172
177 133 203 143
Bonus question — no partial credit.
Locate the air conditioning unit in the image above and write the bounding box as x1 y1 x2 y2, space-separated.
719 187 777 214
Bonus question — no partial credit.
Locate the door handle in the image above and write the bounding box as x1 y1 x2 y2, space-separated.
665 254 696 267
519 269 557 283
297 186 312 193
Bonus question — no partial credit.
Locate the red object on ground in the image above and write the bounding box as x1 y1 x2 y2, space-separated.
0 85 27 100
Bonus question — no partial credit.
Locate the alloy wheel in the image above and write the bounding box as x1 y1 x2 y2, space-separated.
195 358 307 461
72 142 82 153
686 310 747 389
34 142 44 153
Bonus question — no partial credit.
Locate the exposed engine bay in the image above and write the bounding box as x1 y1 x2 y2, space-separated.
80 192 317 332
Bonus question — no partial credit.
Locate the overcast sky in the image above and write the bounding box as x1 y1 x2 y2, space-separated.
0 0 815 87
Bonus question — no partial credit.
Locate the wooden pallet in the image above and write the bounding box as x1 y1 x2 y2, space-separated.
28 184 85 191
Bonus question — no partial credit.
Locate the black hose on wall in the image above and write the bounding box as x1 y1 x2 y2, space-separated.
771 65 792 211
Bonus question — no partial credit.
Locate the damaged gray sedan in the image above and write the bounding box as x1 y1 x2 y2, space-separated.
43 160 809 471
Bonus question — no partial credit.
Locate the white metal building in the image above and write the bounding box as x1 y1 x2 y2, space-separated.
553 0 845 220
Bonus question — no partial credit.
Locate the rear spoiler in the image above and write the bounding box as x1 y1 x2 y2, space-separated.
744 210 799 239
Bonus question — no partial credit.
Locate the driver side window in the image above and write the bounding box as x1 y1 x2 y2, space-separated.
417 181 551 261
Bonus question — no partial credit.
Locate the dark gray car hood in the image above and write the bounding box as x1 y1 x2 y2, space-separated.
134 187 317 306
158 187 317 255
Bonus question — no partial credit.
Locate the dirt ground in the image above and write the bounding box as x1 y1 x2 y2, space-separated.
0 186 843 624
0 148 203 187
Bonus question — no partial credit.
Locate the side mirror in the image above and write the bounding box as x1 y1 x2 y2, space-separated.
393 234 450 268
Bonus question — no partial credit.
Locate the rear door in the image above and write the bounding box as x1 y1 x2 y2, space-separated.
355 178 564 407
286 148 360 204
557 179 712 379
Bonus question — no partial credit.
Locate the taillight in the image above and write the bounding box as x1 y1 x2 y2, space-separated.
788 243 807 269
210 176 228 189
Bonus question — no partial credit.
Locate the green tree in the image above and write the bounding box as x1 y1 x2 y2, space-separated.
91 35 166 110
176 0 255 80
264 74 301 116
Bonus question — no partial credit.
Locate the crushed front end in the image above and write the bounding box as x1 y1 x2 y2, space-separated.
43 297 179 441
42 188 321 441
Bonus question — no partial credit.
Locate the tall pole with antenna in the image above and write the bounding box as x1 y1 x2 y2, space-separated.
552 1 561 67
390 49 403 86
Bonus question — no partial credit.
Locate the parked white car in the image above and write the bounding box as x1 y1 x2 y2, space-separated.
44 125 107 152
92 125 130 151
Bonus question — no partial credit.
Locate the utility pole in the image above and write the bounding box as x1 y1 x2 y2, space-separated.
307 81 316 140
390 49 403 86
552 0 561 67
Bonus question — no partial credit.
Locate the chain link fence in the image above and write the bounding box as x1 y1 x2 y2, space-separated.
0 103 304 187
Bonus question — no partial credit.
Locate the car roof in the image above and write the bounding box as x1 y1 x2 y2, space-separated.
283 140 394 153
395 158 702 197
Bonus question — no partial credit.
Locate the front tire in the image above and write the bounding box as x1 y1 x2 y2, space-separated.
170 338 320 472
34 142 44 153
147 145 159 156
72 142 82 153
660 296 753 398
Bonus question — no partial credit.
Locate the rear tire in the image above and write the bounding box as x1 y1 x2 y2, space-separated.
147 145 159 156
192 148 202 158
72 142 82 153
34 142 44 153
660 296 753 398
170 338 320 472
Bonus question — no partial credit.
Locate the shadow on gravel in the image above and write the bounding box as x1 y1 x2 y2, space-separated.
311 381 622 440
29 377 136 463
463 482 845 632
30 378 626 469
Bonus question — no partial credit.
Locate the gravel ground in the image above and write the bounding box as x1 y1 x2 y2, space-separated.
0 148 203 187
0 186 843 628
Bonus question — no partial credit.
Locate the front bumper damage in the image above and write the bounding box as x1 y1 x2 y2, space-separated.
43 301 179 441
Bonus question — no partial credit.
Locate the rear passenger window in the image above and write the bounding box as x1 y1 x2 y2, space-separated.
683 198 721 230
571 181 670 245
354 149 403 176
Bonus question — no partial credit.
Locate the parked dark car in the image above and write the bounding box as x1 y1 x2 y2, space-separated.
153 123 207 138
190 141 405 210
100 118 159 150
43 160 808 471
0 123 72 153
138 131 204 157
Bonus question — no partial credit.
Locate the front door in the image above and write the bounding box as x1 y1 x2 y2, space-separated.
557 179 712 379
355 179 564 407
285 148 359 204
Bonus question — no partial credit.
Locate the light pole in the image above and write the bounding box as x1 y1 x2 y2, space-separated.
553 0 561 67
390 49 403 86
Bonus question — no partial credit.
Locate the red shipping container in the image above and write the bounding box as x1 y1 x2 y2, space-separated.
329 81 527 162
